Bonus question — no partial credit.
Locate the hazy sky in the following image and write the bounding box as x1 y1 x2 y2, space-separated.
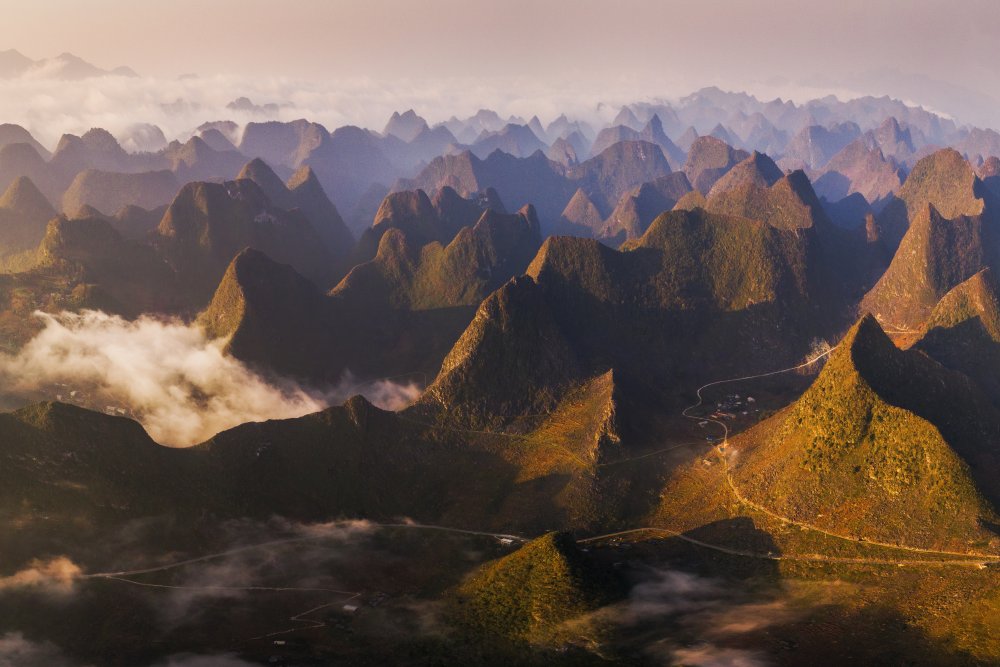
6 0 995 81
2 0 999 135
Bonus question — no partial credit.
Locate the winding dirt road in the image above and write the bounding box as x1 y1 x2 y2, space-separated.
82 522 526 580
86 338 1000 634
673 345 1000 565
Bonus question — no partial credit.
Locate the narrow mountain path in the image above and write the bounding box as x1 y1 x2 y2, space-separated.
247 593 363 642
677 344 1000 563
99 576 359 595
716 448 998 560
101 575 365 644
82 522 526 580
578 526 993 567
88 524 522 645
87 336 1000 618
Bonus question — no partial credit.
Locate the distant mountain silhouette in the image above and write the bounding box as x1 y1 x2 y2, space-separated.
814 139 904 206
61 168 179 217
782 122 860 169
0 49 137 80
239 119 327 169
469 124 548 159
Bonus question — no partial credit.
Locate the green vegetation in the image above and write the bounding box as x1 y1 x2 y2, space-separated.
734 316 999 550
424 275 581 428
199 193 540 381
860 203 996 329
620 207 812 311
345 205 541 311
453 532 621 644
60 168 178 216
0 176 56 270
921 268 1000 340
600 172 692 242
683 135 749 193
157 178 337 299
705 170 825 231
915 269 1000 404
9 112 1000 666
875 147 986 252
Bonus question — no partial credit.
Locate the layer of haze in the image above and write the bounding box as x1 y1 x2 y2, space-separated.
3 0 1000 130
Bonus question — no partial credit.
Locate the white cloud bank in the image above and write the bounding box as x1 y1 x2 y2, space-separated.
0 72 890 153
0 73 620 150
0 310 421 446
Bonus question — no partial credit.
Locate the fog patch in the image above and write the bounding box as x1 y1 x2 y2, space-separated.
668 645 771 667
332 371 422 412
0 310 325 446
606 566 797 667
0 73 622 150
128 518 380 626
0 633 79 667
0 557 81 594
0 311 423 446
155 556 261 625
626 568 727 619
285 517 377 539
0 70 898 154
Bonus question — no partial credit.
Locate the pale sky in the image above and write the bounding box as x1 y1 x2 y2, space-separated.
1 0 999 132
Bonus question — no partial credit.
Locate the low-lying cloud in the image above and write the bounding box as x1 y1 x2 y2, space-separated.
331 371 422 412
0 73 625 151
146 518 379 626
669 645 770 667
0 310 422 446
606 566 799 667
0 71 896 154
0 557 81 594
0 633 78 667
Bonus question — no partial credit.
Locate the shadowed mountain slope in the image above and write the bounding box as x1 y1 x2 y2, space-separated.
155 178 337 301
420 205 841 431
237 158 354 261
199 205 542 382
914 268 1000 405
860 203 1000 330
599 173 693 243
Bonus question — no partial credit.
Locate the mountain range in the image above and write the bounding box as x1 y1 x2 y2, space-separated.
6 87 1000 665
0 49 137 79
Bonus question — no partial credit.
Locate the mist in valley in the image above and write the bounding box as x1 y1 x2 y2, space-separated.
0 310 422 446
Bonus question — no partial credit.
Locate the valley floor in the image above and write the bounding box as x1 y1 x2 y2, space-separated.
5 349 999 665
